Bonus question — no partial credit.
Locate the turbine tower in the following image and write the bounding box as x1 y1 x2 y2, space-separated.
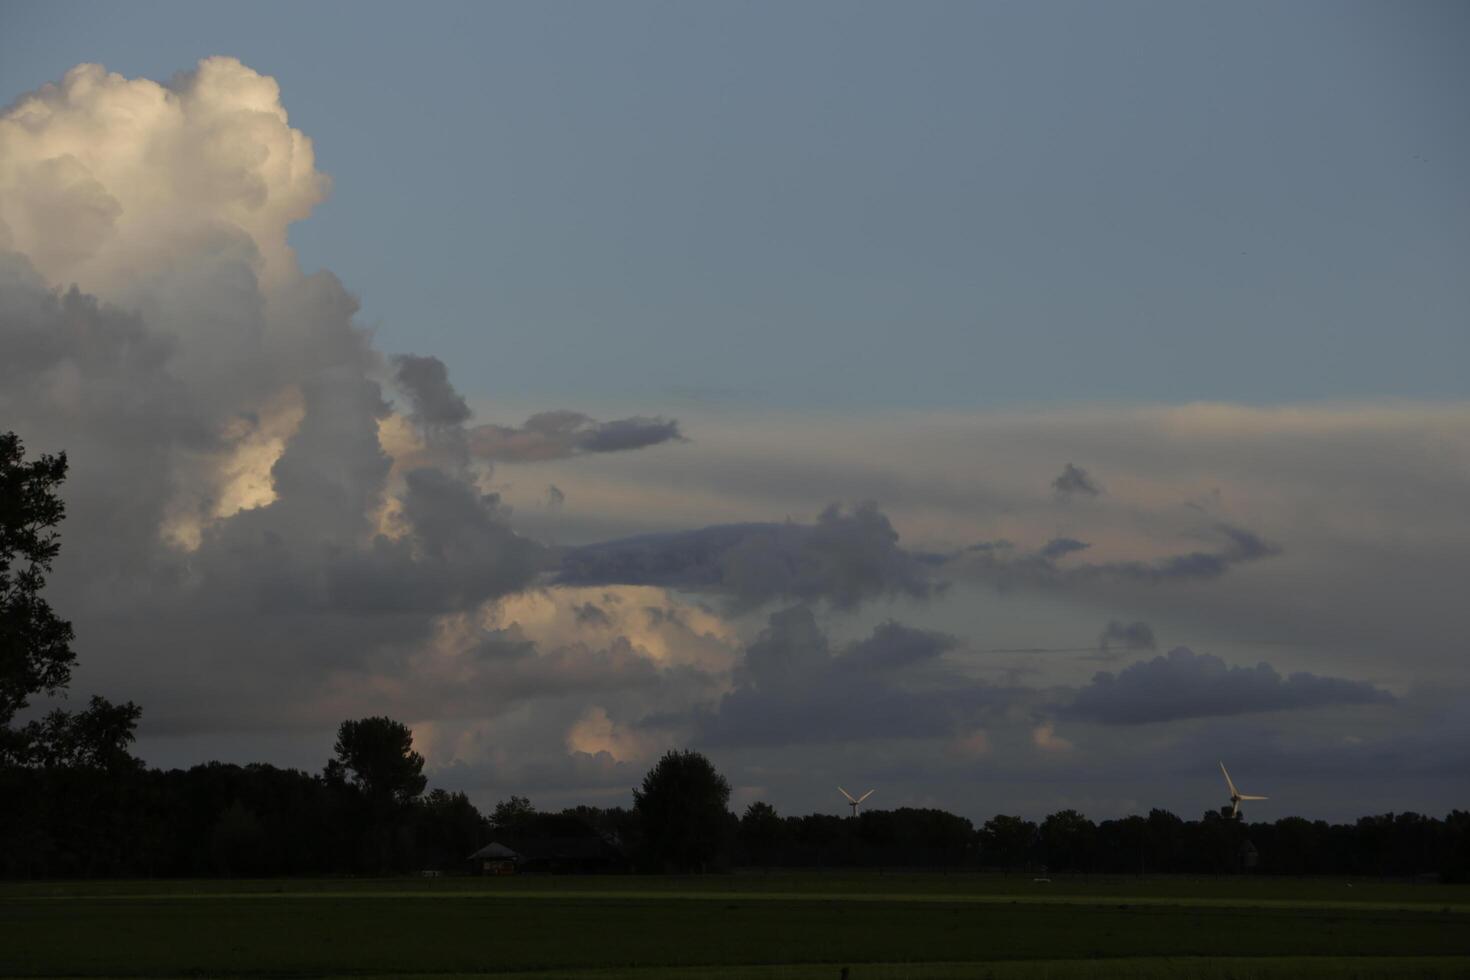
1219 761 1267 819
839 786 874 819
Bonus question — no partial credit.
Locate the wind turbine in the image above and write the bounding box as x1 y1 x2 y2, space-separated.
839 787 874 818
1219 762 1267 819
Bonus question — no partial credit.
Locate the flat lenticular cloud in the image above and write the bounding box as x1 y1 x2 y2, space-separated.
1067 647 1394 724
467 411 683 462
1039 537 1091 560
556 502 935 610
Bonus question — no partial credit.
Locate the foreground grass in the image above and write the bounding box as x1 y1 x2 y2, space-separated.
4 871 1465 910
346 959 1470 979
1 875 1465 977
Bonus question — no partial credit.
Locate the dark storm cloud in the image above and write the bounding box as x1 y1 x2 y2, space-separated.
556 503 935 610
467 411 684 462
674 606 1015 747
837 621 955 673
1067 647 1393 725
391 354 472 428
1052 463 1100 498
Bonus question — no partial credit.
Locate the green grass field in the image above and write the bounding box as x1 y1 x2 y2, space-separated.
2 874 1466 978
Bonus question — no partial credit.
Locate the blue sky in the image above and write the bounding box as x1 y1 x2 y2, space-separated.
2 2 1468 820
4 0 1466 409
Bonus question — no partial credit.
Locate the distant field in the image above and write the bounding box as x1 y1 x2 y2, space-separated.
2 874 1466 978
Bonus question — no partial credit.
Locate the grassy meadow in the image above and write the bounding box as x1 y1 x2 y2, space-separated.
2 873 1467 978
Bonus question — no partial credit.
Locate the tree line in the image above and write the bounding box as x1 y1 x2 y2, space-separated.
2 733 1468 879
2 432 1467 880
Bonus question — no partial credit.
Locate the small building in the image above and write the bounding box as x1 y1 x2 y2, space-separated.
468 836 626 875
468 842 520 876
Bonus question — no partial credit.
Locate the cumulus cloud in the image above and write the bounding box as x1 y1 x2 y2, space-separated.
0 58 708 747
556 503 936 610
1052 463 1100 498
0 60 327 296
1067 647 1393 724
0 59 652 744
467 411 683 462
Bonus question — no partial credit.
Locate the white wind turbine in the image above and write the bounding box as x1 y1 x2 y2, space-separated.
1220 761 1267 819
839 787 874 818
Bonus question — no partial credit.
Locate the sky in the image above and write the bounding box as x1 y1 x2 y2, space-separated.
1 0 1467 823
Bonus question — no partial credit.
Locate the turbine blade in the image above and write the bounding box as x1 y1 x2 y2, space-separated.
1240 795 1268 800
1219 761 1238 798
858 790 874 803
839 787 856 803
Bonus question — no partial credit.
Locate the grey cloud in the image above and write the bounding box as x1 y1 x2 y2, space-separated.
467 411 684 462
1040 537 1090 560
266 368 393 540
391 354 471 428
1053 463 1100 498
680 606 1007 748
838 621 957 673
556 503 935 610
1097 620 1156 654
578 416 683 453
1067 647 1393 725
1074 524 1279 584
574 602 613 627
560 502 1277 612
957 522 1280 588
320 468 545 613
0 252 548 736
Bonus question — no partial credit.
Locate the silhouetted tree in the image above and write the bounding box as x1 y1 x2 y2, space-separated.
633 749 731 872
326 716 427 805
739 801 786 865
415 789 489 870
1145 808 1187 870
1040 809 1097 872
1 433 76 735
492 794 536 832
980 814 1037 872
17 695 142 772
